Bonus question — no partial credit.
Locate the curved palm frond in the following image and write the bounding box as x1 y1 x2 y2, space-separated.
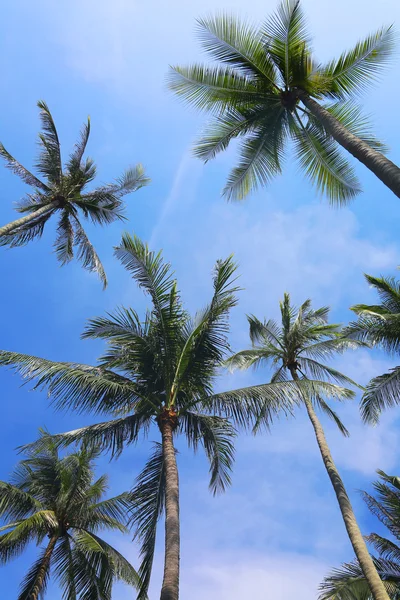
320 26 395 99
129 444 165 600
182 412 235 494
291 109 361 204
196 14 278 83
71 215 107 288
0 143 49 191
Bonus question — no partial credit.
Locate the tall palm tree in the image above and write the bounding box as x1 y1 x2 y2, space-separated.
320 470 400 600
226 294 389 600
0 431 141 600
347 274 400 425
168 0 398 203
0 235 321 600
0 100 149 287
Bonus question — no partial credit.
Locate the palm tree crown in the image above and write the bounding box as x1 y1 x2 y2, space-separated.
0 432 141 600
226 296 393 600
227 293 359 432
169 0 395 203
347 273 400 425
0 100 149 287
320 470 400 600
0 235 312 599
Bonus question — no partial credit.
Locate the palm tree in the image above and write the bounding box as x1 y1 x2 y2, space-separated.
168 0 399 203
0 100 149 287
0 431 141 600
320 470 400 600
0 235 317 600
346 274 400 425
226 294 390 600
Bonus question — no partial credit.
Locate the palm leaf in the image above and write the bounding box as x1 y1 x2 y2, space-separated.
67 118 91 171
291 109 361 204
262 0 311 85
0 143 49 191
17 543 55 600
0 350 140 415
196 14 278 84
36 100 62 184
71 215 107 288
360 367 400 424
313 396 350 437
0 209 53 247
168 64 269 113
321 26 395 99
129 443 165 600
319 558 400 600
183 412 235 494
54 210 74 265
223 105 287 200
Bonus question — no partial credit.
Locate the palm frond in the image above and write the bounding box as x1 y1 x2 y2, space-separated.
0 351 140 415
171 255 239 404
73 529 142 589
225 348 278 371
291 109 361 205
105 165 150 198
319 558 400 600
313 396 350 437
321 26 395 98
71 215 107 288
36 100 62 185
263 0 311 85
0 510 57 563
0 482 41 521
114 234 183 393
223 105 287 200
194 107 273 162
54 210 74 265
67 117 91 171
17 543 54 600
366 534 400 564
298 357 362 388
196 14 278 84
183 412 235 494
360 367 400 424
24 415 148 460
168 64 269 113
129 443 165 600
82 307 143 342
318 102 388 153
0 210 53 248
0 143 49 190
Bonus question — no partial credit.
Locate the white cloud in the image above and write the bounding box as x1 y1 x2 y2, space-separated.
180 551 329 600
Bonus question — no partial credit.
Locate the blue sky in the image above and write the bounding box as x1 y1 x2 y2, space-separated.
1 0 400 597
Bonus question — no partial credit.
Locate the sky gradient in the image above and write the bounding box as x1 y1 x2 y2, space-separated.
1 0 400 597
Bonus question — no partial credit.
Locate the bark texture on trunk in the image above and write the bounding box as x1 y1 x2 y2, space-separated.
289 369 389 600
29 534 58 600
160 421 180 600
0 205 53 237
299 92 400 199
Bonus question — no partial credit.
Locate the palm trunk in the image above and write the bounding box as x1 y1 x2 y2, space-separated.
29 534 58 600
298 91 400 198
160 420 180 600
289 369 389 600
0 205 53 237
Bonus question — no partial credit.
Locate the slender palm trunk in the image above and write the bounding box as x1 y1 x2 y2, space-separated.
29 534 58 600
289 369 389 600
160 420 180 600
298 91 400 199
0 205 53 237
